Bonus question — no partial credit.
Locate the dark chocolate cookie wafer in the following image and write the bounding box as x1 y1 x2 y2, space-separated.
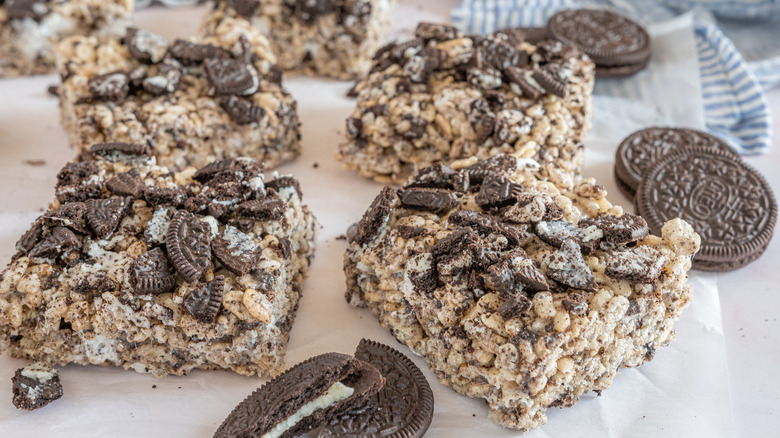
319 339 434 438
595 55 650 79
637 146 777 271
615 127 739 199
214 353 384 438
547 9 650 76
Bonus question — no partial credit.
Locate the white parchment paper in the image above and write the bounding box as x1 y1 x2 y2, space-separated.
0 4 733 437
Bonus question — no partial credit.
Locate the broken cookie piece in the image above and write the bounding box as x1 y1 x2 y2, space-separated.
344 155 700 430
12 363 63 411
0 152 317 378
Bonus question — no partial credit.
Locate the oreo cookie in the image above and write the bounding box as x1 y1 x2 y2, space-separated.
319 339 434 438
12 363 63 411
637 146 777 271
615 127 738 199
547 9 651 78
214 352 384 438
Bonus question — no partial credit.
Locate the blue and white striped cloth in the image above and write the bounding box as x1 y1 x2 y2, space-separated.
452 0 774 154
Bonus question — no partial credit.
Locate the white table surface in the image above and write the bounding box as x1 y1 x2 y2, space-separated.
0 1 777 436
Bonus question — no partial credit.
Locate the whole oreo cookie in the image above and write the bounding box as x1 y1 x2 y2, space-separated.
319 339 434 438
637 146 777 271
615 127 739 199
547 9 651 77
214 352 384 438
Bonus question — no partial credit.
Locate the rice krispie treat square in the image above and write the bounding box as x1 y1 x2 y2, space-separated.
344 155 700 430
0 145 317 378
57 17 301 171
337 23 595 184
0 0 132 77
203 0 395 80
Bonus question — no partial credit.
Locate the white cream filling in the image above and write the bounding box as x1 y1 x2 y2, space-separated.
261 382 354 438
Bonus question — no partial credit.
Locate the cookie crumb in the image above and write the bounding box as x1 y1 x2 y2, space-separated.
23 159 46 166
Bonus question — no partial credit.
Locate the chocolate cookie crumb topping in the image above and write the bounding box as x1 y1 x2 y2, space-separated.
131 247 176 294
183 276 225 323
166 210 212 283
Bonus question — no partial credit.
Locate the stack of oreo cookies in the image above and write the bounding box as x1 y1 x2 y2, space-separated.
546 9 651 78
614 127 777 272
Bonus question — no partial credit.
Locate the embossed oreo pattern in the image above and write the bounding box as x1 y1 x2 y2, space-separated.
547 9 649 67
165 210 212 282
319 339 434 438
638 146 776 270
615 127 737 196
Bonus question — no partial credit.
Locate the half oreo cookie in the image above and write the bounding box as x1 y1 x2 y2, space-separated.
637 146 777 271
213 353 384 438
319 339 435 438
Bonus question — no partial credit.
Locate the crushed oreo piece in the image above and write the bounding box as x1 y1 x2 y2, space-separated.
74 276 116 295
532 68 567 98
535 220 599 255
91 142 152 160
486 260 516 296
205 57 257 96
396 225 426 239
219 95 266 125
29 227 80 259
562 291 589 316
143 61 182 95
143 185 187 207
6 0 49 22
404 162 469 192
476 175 518 210
16 221 43 254
605 248 664 284
228 0 260 17
89 71 129 102
236 198 285 221
500 294 533 320
474 113 497 145
431 227 482 275
353 187 397 246
448 210 527 247
12 364 62 411
345 117 362 139
415 22 459 42
166 210 212 283
398 188 459 213
464 155 517 184
125 27 168 64
106 168 144 197
183 276 225 323
192 158 242 183
169 39 232 65
42 202 89 235
403 48 442 83
508 252 549 292
400 115 428 140
546 239 597 291
580 213 649 245
265 175 302 199
504 66 542 100
131 247 176 294
212 226 260 275
85 197 133 238
55 161 102 203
